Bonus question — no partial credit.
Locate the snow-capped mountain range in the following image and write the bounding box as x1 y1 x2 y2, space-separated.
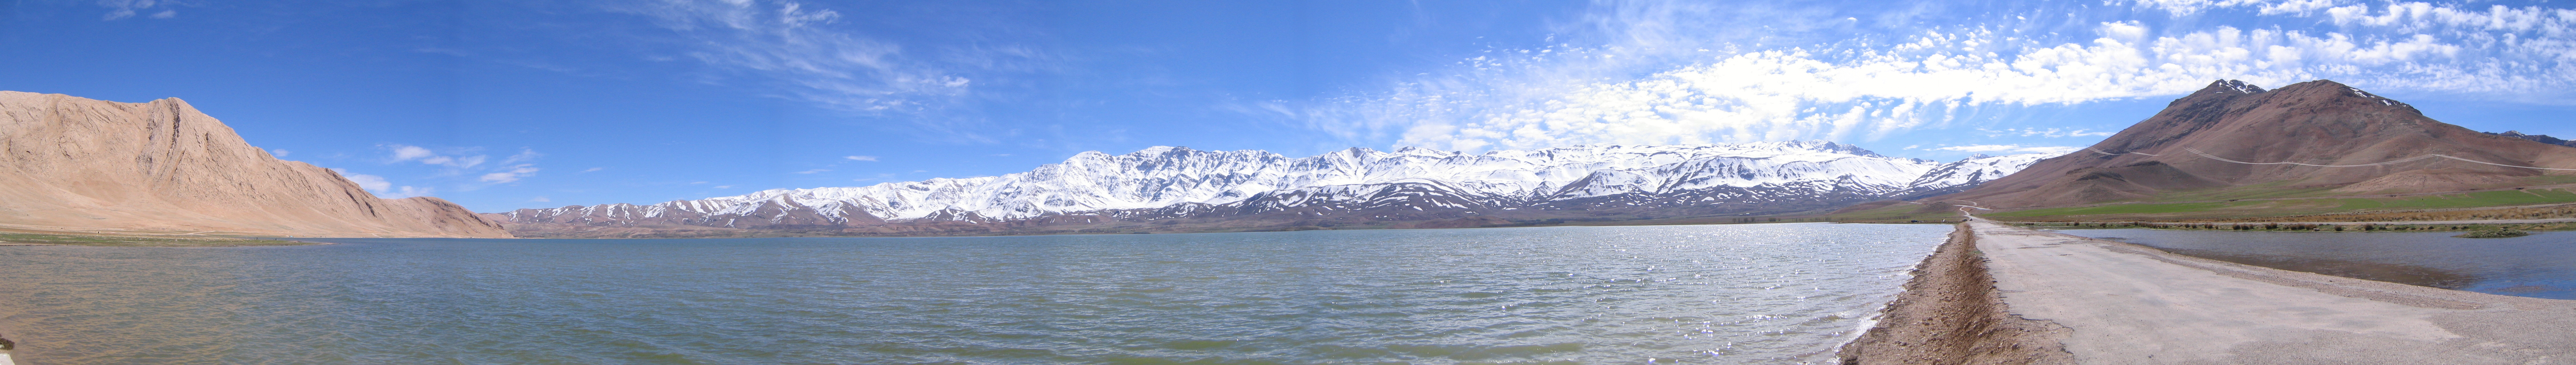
493 141 2056 234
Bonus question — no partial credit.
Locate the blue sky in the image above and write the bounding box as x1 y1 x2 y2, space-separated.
7 0 2575 212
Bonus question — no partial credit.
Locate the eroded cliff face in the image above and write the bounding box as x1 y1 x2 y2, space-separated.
0 91 508 238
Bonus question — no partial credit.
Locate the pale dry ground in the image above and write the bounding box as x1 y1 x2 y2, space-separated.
1967 220 2576 364
1998 218 2576 226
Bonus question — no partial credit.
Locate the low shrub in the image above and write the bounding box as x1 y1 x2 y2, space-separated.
2455 227 2532 238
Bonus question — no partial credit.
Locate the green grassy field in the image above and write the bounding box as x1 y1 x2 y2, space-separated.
0 232 312 247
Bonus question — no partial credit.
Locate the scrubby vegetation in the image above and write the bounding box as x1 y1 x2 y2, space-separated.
2194 204 2576 223
2456 227 2532 238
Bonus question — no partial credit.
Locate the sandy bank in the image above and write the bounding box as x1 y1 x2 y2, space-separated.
1851 220 2576 364
1838 222 2073 364
2001 218 2576 226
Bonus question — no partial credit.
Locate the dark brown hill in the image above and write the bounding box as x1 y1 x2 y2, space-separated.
0 91 509 238
1934 80 2576 209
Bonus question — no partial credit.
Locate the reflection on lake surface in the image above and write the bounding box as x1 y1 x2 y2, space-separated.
2048 228 2576 299
0 223 1945 364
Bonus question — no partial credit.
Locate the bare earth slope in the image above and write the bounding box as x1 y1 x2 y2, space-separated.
0 91 507 238
1936 80 2576 209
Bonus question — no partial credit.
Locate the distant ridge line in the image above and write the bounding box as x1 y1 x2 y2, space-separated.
2084 148 2576 171
2085 149 2164 157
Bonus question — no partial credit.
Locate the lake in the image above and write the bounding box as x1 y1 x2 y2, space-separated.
0 223 1948 364
2048 228 2576 300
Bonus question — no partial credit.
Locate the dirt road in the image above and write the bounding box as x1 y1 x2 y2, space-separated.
1999 218 2576 226
1967 220 2576 364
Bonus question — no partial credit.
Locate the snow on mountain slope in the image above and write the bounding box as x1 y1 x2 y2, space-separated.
1908 153 2060 189
500 142 2057 227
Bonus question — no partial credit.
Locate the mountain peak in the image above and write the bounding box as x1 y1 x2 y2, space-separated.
2268 79 2417 111
1787 139 1885 157
2197 79 2267 95
1933 78 2576 209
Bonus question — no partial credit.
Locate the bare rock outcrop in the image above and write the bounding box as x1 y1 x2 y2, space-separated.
0 91 508 238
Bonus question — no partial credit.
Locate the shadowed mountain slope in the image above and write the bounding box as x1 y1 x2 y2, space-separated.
1933 80 2576 210
0 91 508 238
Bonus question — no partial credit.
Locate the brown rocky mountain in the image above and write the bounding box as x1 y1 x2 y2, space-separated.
1931 80 2576 209
0 91 508 238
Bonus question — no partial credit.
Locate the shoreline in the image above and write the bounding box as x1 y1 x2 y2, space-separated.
1836 222 2073 364
1848 220 2576 363
2001 220 2573 233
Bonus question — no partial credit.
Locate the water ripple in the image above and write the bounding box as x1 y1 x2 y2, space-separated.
0 223 1946 364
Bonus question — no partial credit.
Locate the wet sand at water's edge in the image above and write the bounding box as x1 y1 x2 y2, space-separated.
1844 221 2576 364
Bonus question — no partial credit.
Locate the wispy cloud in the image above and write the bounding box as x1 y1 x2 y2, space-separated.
1932 145 2079 154
335 169 434 198
843 155 879 161
479 165 542 183
794 169 831 174
500 149 542 164
343 171 392 191
97 0 183 20
386 144 487 168
612 0 1049 140
1288 0 2576 152
376 144 544 188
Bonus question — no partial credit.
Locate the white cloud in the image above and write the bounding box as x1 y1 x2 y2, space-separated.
2125 0 2341 15
531 196 551 202
334 170 432 198
501 149 541 164
715 185 735 189
479 165 541 183
388 145 490 168
582 167 604 173
794 169 830 174
384 186 434 199
391 145 436 161
612 0 1044 125
97 0 179 20
270 149 290 157
844 155 879 161
1295 1 2576 152
1933 145 2080 154
342 172 394 192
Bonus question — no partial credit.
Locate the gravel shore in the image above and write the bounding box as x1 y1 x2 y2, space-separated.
1846 220 2576 364
1838 222 2074 364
